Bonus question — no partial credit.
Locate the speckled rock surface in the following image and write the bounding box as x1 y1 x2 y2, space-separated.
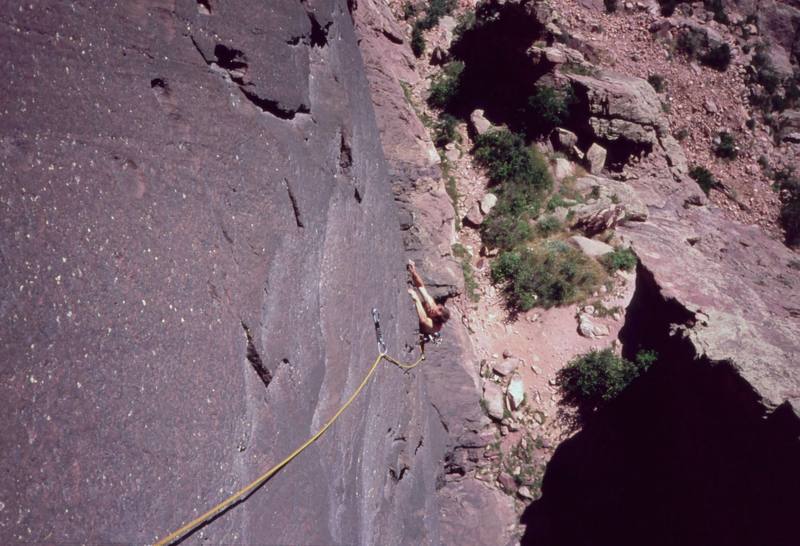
0 1 445 544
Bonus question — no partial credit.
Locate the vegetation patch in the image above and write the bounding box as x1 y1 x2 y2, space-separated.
536 215 563 237
647 74 666 93
600 247 637 272
556 348 655 418
773 168 800 248
700 43 732 71
676 29 731 71
491 241 605 310
433 113 460 147
428 61 464 109
689 165 723 195
473 130 552 249
453 243 480 301
703 0 729 25
522 85 577 137
408 0 457 57
714 131 738 159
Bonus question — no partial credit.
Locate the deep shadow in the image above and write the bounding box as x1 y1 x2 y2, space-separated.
521 263 800 546
448 2 548 125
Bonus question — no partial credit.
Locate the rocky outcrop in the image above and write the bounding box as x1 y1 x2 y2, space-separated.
565 70 688 177
522 142 800 546
354 0 462 300
0 1 446 544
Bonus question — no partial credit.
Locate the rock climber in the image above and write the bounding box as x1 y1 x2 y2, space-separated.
407 260 450 341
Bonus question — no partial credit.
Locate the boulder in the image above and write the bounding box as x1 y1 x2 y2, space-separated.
573 175 648 222
569 235 615 258
543 47 567 64
567 71 667 146
586 143 607 174
506 375 526 410
439 15 458 50
554 157 576 180
480 193 498 215
660 134 688 176
777 110 800 143
470 109 493 136
464 203 484 226
483 381 506 421
553 127 579 151
572 205 627 235
578 313 610 338
430 46 449 65
518 485 534 500
493 357 521 376
497 472 517 492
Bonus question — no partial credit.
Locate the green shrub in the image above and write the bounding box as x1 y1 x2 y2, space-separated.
604 0 617 13
658 0 678 16
453 10 476 38
600 247 637 272
700 43 732 71
491 241 605 310
689 165 723 195
427 61 464 108
536 215 563 237
453 244 480 301
523 86 576 137
473 130 551 187
474 130 552 249
714 131 738 159
774 169 800 248
433 114 460 147
403 2 418 19
647 74 666 93
703 0 729 24
635 349 659 368
556 348 653 416
415 0 457 30
677 30 704 58
481 207 535 250
411 24 425 57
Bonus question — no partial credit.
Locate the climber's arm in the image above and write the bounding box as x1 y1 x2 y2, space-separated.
408 289 434 330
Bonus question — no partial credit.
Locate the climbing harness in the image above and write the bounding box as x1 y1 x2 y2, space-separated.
153 309 425 546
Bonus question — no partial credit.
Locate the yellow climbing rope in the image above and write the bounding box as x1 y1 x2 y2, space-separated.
153 346 425 546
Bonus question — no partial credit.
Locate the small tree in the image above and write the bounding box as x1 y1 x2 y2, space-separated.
523 86 576 137
774 169 800 248
647 74 666 93
689 165 724 195
700 43 732 71
714 131 738 159
411 24 425 57
556 348 654 418
433 114 460 147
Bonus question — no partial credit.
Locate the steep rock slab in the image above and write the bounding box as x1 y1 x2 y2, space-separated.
0 1 441 544
353 0 462 300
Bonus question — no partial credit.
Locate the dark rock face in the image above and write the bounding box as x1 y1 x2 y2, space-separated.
0 1 444 544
